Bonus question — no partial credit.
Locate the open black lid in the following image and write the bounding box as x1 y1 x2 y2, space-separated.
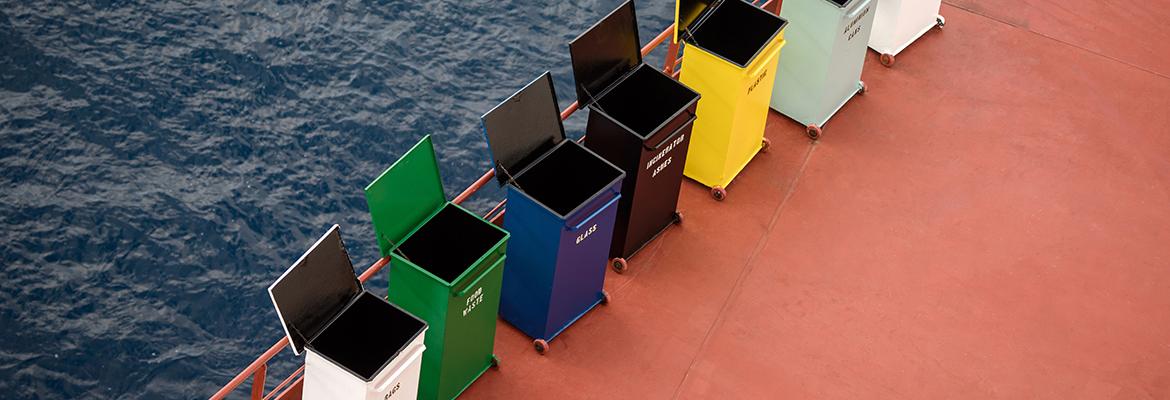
675 0 717 43
569 0 642 108
268 225 362 355
481 72 566 186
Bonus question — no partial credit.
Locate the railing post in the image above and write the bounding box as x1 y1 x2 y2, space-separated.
663 40 680 76
251 363 267 400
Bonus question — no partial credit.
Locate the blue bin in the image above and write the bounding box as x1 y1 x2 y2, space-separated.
481 72 625 354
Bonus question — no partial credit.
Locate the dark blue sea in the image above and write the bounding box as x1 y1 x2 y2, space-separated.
0 0 676 397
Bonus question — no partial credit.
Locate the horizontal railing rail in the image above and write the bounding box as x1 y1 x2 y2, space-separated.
212 0 777 397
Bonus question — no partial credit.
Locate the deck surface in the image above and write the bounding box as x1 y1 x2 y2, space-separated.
285 1 1170 398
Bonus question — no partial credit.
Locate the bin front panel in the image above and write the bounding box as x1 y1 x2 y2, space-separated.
499 187 560 339
622 104 694 256
435 254 505 400
545 185 620 337
365 135 446 257
827 0 875 109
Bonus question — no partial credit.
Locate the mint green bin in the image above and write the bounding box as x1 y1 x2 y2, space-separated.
771 0 877 140
364 135 509 400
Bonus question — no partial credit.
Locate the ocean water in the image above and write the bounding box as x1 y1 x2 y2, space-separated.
0 0 676 398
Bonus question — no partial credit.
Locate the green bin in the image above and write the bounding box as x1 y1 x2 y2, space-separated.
364 135 510 400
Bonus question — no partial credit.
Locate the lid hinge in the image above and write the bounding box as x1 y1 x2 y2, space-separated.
683 0 726 44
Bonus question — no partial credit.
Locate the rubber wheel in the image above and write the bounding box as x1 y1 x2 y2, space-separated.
806 125 822 141
858 81 868 95
610 257 628 274
601 290 612 305
673 211 683 226
937 15 946 28
760 137 772 153
490 356 500 370
711 186 727 202
534 339 549 355
880 53 895 67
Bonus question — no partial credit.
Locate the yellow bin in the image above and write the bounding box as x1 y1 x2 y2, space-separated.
676 0 788 200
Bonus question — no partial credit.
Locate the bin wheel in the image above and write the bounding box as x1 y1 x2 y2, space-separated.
673 211 684 226
936 15 946 28
534 339 549 355
610 257 628 274
880 53 895 67
601 289 612 305
806 125 822 141
858 81 868 95
760 137 772 153
490 356 501 370
711 186 727 202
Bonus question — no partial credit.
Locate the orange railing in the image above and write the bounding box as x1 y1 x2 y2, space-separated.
212 1 778 397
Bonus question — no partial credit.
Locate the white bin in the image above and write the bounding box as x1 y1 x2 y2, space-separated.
269 225 428 400
868 0 945 66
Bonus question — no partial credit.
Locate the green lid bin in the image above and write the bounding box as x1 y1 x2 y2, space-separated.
364 135 509 400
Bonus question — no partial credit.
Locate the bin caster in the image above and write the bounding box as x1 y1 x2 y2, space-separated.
858 81 868 95
806 125 822 141
534 339 549 355
490 356 501 370
711 186 727 201
760 137 772 153
673 211 684 226
610 257 628 274
601 289 612 305
880 53 895 67
936 15 946 28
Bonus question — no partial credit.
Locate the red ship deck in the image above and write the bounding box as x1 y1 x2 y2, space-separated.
272 2 1170 398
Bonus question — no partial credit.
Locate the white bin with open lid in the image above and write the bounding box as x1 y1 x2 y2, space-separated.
269 225 427 400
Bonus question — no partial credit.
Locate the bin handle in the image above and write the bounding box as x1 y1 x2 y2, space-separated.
374 343 425 392
748 38 786 78
845 0 874 20
454 256 505 297
566 192 621 232
643 112 698 151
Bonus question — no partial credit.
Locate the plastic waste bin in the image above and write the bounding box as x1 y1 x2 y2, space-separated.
268 225 428 400
674 0 788 201
771 0 876 140
363 136 509 400
569 0 701 273
869 0 945 67
480 72 625 355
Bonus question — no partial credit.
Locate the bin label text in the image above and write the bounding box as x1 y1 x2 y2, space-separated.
576 223 598 245
747 69 768 95
646 133 686 178
843 7 871 42
462 287 484 317
384 382 401 399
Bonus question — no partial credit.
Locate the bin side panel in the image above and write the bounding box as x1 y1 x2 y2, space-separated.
386 256 450 400
869 0 941 54
772 0 838 124
680 47 738 188
583 111 642 258
435 254 505 400
498 187 559 339
623 107 694 257
544 184 619 339
303 349 365 399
